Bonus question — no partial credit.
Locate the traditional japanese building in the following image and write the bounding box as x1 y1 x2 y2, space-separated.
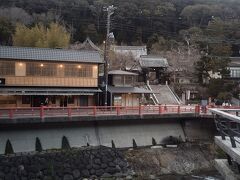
0 46 103 107
107 70 152 106
139 55 169 84
111 45 147 60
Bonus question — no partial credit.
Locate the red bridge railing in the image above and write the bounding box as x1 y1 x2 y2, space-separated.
0 105 236 120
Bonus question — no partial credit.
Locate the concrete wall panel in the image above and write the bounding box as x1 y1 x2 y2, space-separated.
0 121 185 154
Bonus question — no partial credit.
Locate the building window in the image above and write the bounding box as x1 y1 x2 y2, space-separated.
26 62 57 76
125 75 133 86
65 64 93 77
0 61 15 76
113 75 124 86
25 62 96 78
1 60 97 78
22 96 31 104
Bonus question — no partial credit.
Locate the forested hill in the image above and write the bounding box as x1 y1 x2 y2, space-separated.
0 0 240 47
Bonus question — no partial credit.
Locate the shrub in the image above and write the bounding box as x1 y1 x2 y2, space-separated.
133 139 137 149
111 140 116 149
35 137 43 152
152 137 157 146
5 139 14 155
62 136 70 150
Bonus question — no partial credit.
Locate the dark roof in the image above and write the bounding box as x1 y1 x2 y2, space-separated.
80 37 103 53
0 46 103 63
0 87 101 95
112 45 147 51
108 70 138 75
108 85 152 94
139 55 168 68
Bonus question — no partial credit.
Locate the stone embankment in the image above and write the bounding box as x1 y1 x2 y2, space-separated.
0 146 132 180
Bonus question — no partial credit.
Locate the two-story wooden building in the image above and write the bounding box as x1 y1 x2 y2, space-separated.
107 70 152 106
0 46 102 107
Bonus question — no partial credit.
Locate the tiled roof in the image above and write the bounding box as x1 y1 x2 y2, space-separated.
0 46 103 63
108 70 138 75
0 87 101 95
139 55 168 68
112 45 147 51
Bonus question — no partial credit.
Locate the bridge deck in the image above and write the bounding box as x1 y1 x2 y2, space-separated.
215 136 240 165
0 105 199 120
214 159 240 180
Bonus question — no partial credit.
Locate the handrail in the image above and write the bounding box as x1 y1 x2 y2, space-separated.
0 105 201 120
1 105 238 120
146 83 159 105
210 108 240 148
166 84 182 105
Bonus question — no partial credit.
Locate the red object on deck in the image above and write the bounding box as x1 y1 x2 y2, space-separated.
40 106 44 119
159 105 163 114
93 106 97 116
177 105 181 114
117 106 120 116
139 105 142 116
9 109 13 119
68 107 72 117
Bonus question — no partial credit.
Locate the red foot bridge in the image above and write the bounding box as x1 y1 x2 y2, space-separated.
0 105 234 120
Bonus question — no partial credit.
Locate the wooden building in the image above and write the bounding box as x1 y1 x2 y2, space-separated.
139 55 169 84
107 70 152 106
0 46 102 107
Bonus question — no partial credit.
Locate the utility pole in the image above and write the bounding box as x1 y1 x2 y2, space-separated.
104 5 116 106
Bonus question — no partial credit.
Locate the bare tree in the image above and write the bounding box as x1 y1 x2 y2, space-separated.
156 44 201 83
108 51 138 71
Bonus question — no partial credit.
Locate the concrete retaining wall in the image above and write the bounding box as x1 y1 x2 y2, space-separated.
0 120 185 154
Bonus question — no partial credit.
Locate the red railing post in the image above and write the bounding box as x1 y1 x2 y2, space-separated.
139 105 142 116
164 104 167 112
204 106 207 114
177 105 181 114
40 106 44 119
195 105 200 114
159 105 163 114
9 109 13 119
93 106 97 116
117 106 120 116
68 107 72 117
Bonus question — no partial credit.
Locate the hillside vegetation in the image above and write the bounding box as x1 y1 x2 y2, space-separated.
1 0 240 100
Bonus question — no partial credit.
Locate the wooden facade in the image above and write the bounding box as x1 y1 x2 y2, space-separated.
107 70 150 107
113 94 140 106
0 46 103 107
0 60 98 87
